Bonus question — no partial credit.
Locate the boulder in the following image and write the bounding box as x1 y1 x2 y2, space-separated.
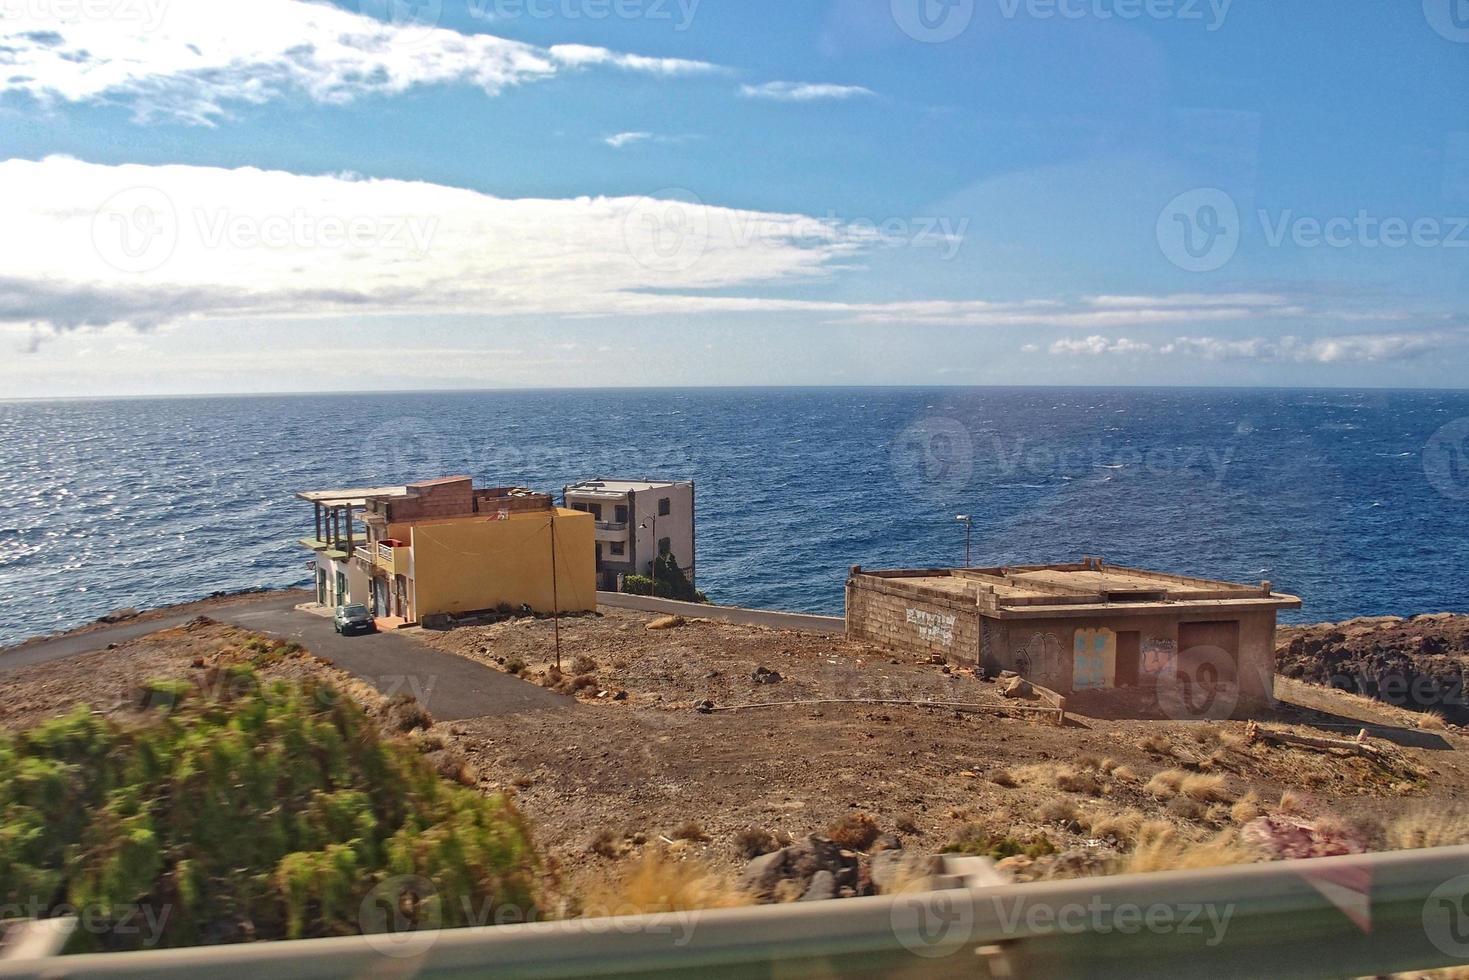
1000 676 1034 700
738 834 862 902
752 667 783 685
647 615 686 631
799 870 837 902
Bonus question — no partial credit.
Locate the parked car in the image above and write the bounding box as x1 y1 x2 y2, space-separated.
333 603 376 636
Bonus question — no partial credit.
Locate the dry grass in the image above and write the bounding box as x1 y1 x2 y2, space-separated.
1137 732 1174 755
1279 790 1308 815
732 828 778 860
671 821 710 843
1055 769 1105 797
1386 809 1469 850
1036 798 1081 826
1417 710 1449 731
581 851 753 915
990 769 1019 788
1122 822 1262 874
1179 773 1232 803
1110 765 1138 783
1230 792 1263 825
1090 809 1145 845
1144 769 1187 799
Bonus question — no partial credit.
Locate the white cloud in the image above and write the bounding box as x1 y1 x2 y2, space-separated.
1049 336 1155 356
605 131 654 148
1043 331 1458 364
0 0 721 124
738 81 875 102
0 156 869 333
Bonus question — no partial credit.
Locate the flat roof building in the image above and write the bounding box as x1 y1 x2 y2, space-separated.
563 479 695 593
846 559 1302 715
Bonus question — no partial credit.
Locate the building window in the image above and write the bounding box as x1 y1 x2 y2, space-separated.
659 537 671 556
590 503 603 520
658 497 671 516
610 542 625 556
615 504 628 523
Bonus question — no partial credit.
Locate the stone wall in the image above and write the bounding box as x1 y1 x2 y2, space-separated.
845 576 980 666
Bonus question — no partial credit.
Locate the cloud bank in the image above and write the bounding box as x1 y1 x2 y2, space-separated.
0 0 720 124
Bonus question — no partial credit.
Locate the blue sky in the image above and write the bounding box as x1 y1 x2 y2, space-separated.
0 0 1466 396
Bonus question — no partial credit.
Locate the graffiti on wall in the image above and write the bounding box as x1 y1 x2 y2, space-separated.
981 619 1007 668
907 608 956 646
1073 628 1117 691
1014 632 1065 690
1142 637 1178 676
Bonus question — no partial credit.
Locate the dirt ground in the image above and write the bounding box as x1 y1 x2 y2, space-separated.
5 602 1469 901
415 608 1469 889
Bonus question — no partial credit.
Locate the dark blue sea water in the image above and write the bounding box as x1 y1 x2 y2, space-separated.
1 387 1467 648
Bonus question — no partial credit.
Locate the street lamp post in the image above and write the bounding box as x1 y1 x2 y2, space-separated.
955 515 973 568
639 516 658 597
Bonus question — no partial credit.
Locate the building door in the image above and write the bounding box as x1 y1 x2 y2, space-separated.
1116 631 1141 687
1073 628 1117 690
335 570 347 606
317 568 327 605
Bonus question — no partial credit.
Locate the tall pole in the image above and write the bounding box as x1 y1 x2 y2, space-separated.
956 515 973 568
641 516 657 597
550 510 561 671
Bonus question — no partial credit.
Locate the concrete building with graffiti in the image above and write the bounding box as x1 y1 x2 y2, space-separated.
844 559 1301 714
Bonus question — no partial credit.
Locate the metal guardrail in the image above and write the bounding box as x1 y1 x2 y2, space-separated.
3 846 1468 978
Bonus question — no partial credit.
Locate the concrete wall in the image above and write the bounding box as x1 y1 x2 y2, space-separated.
629 484 696 583
845 576 981 665
409 508 597 617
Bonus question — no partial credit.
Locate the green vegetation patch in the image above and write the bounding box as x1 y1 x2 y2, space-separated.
0 666 537 952
943 825 1058 861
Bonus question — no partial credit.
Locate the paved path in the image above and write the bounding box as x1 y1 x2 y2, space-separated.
0 595 569 721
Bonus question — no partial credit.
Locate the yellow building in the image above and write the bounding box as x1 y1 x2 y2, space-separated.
298 477 595 625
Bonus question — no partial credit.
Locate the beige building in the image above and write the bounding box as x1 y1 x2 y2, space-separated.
846 559 1301 714
563 479 695 592
299 477 596 625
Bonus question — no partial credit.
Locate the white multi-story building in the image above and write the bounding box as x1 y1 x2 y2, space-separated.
562 479 695 593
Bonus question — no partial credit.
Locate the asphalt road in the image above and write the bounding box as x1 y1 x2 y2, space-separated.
0 594 570 721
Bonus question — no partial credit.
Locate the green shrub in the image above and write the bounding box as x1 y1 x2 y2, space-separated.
942 825 1057 860
0 669 538 952
620 554 708 604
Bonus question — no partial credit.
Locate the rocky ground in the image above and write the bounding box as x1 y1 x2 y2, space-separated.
1277 613 1469 724
5 602 1469 912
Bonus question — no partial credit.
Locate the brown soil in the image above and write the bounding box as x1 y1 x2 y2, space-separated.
415 608 1469 891
7 603 1469 902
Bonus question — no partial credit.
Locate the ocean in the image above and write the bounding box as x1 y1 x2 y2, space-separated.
1 387 1466 648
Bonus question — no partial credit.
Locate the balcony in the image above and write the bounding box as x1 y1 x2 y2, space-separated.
373 540 411 576
594 521 629 543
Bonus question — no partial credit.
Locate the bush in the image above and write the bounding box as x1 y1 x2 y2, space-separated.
943 825 1056 860
733 828 778 860
620 553 708 604
0 669 538 952
571 655 598 675
826 813 882 851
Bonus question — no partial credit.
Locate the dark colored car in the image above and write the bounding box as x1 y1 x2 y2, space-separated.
333 603 376 636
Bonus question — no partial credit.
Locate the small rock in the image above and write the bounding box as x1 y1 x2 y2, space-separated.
694 699 715 714
800 871 837 902
613 690 628 701
1000 676 1034 700
752 666 783 685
